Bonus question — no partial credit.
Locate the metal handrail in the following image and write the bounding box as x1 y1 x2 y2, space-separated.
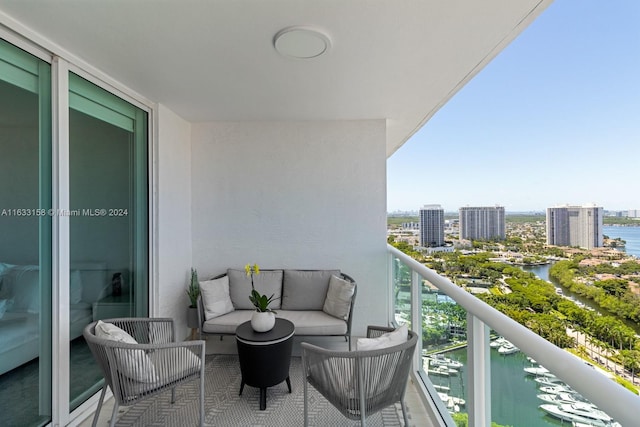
388 244 640 426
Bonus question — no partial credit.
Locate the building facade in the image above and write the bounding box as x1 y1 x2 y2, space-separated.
419 205 444 247
459 206 505 241
546 204 603 249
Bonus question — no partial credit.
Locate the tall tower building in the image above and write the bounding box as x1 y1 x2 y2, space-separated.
459 206 505 240
546 204 603 249
419 205 444 247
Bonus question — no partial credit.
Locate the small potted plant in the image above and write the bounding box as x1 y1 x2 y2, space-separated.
186 268 200 331
246 263 277 332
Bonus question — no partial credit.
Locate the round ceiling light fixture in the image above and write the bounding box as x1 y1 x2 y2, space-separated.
274 26 331 59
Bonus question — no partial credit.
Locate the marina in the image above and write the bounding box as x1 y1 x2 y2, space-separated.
427 337 620 426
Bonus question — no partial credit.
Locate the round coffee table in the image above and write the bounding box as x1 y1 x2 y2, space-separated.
236 318 295 410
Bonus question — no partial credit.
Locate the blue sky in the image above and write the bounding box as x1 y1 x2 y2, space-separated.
387 0 639 213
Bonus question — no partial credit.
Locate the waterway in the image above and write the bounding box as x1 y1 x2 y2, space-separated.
430 347 589 427
603 225 640 258
522 252 640 334
425 227 639 425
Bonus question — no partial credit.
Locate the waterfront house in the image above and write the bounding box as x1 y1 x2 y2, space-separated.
0 1 638 426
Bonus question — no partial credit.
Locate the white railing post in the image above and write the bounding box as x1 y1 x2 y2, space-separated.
411 269 422 369
467 314 491 427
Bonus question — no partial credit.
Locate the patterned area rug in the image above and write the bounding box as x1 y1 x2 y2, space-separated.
116 354 404 426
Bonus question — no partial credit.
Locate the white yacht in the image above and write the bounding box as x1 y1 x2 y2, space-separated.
537 393 594 407
524 366 556 377
539 384 574 395
490 337 511 348
429 354 464 369
540 403 613 426
428 364 459 376
498 343 520 355
534 376 564 387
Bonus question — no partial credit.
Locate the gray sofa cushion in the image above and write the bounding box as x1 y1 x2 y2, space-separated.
202 310 254 334
277 310 348 335
281 269 340 310
227 269 283 310
202 310 348 336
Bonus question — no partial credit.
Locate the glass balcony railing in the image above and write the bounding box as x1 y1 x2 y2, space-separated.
388 244 639 427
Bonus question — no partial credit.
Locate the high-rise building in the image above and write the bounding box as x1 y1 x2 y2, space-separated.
546 204 603 249
459 206 505 240
419 205 444 247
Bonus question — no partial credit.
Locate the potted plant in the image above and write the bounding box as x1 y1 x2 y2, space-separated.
186 268 200 331
246 263 277 332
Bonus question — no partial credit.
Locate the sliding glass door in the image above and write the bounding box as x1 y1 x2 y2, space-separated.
68 73 149 410
0 37 149 424
0 38 52 426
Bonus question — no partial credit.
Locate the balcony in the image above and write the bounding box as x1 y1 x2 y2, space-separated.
73 245 639 427
388 244 639 426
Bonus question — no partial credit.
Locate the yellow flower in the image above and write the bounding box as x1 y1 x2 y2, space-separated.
245 263 260 276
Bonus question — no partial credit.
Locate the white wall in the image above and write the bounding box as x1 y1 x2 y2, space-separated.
155 104 193 335
190 120 388 335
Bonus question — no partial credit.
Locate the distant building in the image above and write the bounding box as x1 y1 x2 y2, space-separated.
459 206 505 240
419 205 444 247
627 209 640 218
546 204 603 249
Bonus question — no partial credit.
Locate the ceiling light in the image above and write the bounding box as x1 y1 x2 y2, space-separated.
273 27 331 59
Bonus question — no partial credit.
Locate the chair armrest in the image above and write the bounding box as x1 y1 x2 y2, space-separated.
366 325 395 338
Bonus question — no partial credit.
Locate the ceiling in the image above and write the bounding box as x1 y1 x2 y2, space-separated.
0 0 552 156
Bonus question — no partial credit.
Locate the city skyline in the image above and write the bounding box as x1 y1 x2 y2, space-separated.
387 0 639 213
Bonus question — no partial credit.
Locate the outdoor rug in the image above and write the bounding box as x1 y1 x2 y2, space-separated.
115 354 406 426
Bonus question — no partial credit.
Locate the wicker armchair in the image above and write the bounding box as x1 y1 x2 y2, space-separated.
301 325 417 426
83 318 206 427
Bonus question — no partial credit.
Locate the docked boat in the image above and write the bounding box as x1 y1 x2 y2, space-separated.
539 384 574 395
524 366 555 377
537 392 593 407
428 365 458 376
498 343 519 355
429 354 464 369
540 403 613 426
490 337 511 348
534 376 564 387
437 392 465 412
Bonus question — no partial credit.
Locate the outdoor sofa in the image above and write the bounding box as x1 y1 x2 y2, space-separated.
195 269 357 348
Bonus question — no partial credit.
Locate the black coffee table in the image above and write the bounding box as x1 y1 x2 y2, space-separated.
236 318 295 410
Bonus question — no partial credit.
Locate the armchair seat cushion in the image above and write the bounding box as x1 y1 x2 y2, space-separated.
148 347 202 381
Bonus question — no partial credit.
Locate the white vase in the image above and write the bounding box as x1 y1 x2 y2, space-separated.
251 311 275 332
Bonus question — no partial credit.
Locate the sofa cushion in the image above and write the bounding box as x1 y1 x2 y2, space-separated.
277 310 348 335
200 275 235 320
281 270 340 310
322 275 355 320
228 269 283 310
202 310 254 334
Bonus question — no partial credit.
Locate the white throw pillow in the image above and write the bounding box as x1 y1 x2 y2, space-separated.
356 324 408 351
200 276 235 320
94 320 158 383
322 275 355 320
